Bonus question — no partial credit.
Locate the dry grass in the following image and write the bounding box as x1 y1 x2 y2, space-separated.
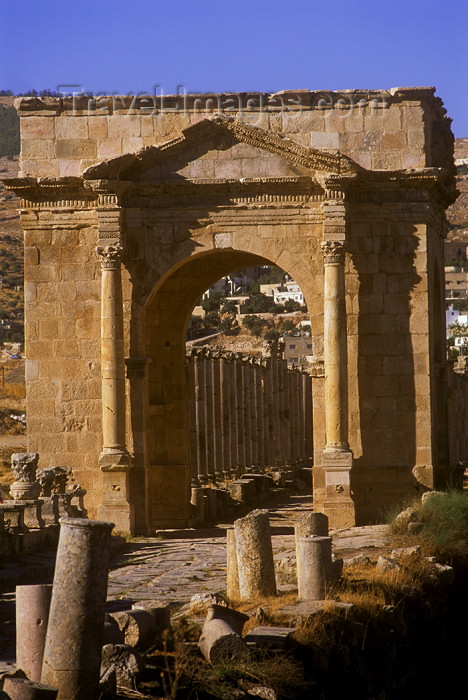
389 490 468 563
231 591 298 632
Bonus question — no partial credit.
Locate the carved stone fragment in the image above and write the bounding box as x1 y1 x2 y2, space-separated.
10 453 40 500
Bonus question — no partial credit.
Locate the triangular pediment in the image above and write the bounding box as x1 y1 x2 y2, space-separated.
82 114 360 181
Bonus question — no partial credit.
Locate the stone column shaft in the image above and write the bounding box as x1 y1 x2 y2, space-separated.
16 584 52 682
280 359 290 462
297 536 332 601
212 354 223 481
249 361 258 466
228 357 238 476
194 351 207 485
221 356 231 478
204 352 215 483
96 243 133 533
265 359 275 467
41 518 114 700
322 240 349 450
234 355 245 470
242 359 252 467
98 245 126 452
320 232 355 528
234 509 277 599
187 352 199 486
305 372 313 458
272 355 282 465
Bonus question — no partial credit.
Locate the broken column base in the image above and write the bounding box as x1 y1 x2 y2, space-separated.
199 605 249 664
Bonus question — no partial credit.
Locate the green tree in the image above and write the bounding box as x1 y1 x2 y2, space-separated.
221 299 238 314
450 299 468 312
218 317 233 333
201 293 223 312
264 328 280 341
280 319 296 334
242 315 265 337
204 310 220 328
256 266 285 285
242 293 278 314
283 299 302 313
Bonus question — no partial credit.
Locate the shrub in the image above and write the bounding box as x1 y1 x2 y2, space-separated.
264 328 280 340
390 490 468 562
221 299 237 314
218 317 233 333
204 311 220 328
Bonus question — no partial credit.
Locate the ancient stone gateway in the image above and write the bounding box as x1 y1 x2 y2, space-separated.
4 88 458 534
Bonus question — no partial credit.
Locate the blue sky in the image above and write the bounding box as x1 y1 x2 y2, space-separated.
1 0 467 135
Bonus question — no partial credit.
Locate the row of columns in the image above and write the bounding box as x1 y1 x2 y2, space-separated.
187 346 313 485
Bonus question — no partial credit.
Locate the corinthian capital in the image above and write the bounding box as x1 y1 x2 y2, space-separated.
96 244 124 269
321 240 345 265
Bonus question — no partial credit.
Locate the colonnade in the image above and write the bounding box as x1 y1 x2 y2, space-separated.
186 345 313 485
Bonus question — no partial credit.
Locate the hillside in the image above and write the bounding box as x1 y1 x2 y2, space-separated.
0 154 23 338
447 137 468 240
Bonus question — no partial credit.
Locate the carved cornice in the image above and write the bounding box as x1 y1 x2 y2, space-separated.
86 179 132 207
321 240 345 265
323 168 458 208
82 114 361 180
216 116 359 174
186 345 310 374
2 177 96 209
1 176 132 211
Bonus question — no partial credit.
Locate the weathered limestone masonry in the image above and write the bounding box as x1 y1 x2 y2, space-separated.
3 87 462 534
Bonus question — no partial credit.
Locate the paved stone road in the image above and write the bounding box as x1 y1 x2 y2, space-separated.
0 496 390 672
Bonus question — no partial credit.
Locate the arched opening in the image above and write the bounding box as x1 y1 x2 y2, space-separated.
142 249 316 530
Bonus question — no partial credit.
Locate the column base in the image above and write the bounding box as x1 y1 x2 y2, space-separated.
98 450 135 534
321 448 355 529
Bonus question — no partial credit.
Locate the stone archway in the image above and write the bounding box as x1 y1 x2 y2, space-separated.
140 248 315 530
5 90 458 535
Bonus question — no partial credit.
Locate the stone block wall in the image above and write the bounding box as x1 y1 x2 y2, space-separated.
16 87 452 178
21 210 103 508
